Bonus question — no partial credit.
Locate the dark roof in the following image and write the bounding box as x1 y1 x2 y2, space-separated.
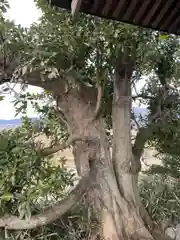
50 0 180 35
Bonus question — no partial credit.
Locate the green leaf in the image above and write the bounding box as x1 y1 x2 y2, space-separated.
0 96 4 101
12 147 21 153
1 192 13 201
0 135 8 151
0 179 5 187
159 34 169 40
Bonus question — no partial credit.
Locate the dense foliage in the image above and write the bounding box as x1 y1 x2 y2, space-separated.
0 117 77 239
139 174 180 228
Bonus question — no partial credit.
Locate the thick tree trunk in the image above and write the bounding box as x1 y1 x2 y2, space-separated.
74 136 155 240
56 70 168 239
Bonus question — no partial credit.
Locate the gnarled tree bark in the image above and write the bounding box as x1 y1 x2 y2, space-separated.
53 69 161 239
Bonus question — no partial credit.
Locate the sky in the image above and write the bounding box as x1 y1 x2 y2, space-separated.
6 0 41 27
0 0 42 119
0 0 145 119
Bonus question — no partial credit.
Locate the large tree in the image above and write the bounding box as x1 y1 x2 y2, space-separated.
0 1 180 239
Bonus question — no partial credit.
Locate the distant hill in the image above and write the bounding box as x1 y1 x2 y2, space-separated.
0 118 37 129
0 107 147 128
0 119 22 126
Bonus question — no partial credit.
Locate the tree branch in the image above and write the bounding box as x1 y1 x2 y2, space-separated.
132 99 162 167
132 127 150 161
0 169 94 230
93 85 102 118
132 78 178 163
132 94 154 100
40 135 98 157
0 70 62 93
41 135 81 157
40 142 70 157
0 57 67 93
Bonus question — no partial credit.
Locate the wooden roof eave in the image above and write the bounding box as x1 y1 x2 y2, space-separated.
50 0 180 35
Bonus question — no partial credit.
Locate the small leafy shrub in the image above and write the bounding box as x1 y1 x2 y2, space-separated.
139 174 180 226
0 127 74 218
0 120 98 239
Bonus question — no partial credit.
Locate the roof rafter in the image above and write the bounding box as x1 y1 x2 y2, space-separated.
50 0 180 35
71 0 82 17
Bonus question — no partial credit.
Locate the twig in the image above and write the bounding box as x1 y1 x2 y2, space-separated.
132 79 138 96
131 111 140 130
132 94 154 100
0 32 6 71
